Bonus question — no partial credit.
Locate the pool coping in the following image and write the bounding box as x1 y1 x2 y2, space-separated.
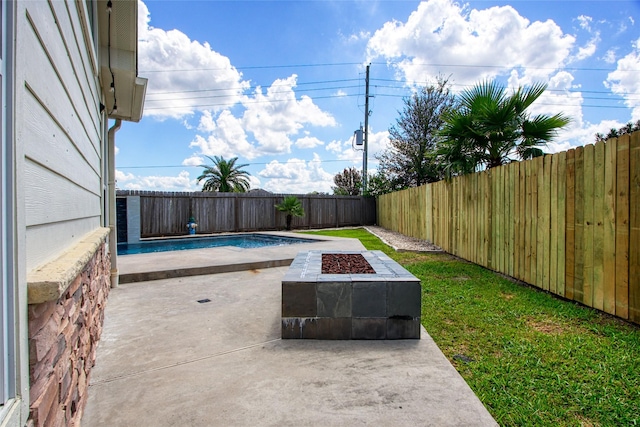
117 231 366 284
117 232 318 257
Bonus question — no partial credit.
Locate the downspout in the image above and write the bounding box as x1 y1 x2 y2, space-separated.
108 119 122 288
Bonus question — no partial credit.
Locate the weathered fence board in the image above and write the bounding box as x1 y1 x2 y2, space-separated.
593 141 606 311
557 151 567 297
574 146 585 303
603 139 617 314
118 191 375 237
566 148 576 300
616 136 630 319
629 132 640 323
378 132 639 325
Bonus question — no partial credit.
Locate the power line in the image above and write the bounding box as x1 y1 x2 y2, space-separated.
118 158 359 169
369 78 639 97
141 78 637 108
145 78 362 96
140 62 362 73
372 93 634 108
140 60 634 74
369 61 635 73
137 65 638 111
143 90 635 111
145 85 363 102
143 93 361 110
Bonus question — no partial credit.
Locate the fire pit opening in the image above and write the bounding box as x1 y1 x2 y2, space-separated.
321 253 375 274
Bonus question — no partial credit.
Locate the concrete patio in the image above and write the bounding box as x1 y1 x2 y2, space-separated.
81 233 497 426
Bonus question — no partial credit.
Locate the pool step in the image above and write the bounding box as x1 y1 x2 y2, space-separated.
119 258 294 284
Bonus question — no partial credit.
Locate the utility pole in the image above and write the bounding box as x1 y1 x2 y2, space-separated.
362 64 370 194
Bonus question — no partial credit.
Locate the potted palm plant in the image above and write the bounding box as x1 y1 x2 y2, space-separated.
275 196 304 231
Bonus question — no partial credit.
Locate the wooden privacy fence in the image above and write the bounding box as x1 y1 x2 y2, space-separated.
117 190 376 237
378 132 640 324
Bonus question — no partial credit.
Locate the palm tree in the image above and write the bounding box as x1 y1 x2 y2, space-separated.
438 80 570 176
197 155 250 192
275 196 304 230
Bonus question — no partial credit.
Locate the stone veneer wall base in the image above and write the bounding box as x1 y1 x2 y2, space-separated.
27 241 111 427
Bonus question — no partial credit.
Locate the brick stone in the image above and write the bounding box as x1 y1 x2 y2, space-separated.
316 317 352 339
30 374 58 427
44 402 65 427
59 362 72 404
317 282 351 317
52 335 67 367
29 373 54 409
387 281 421 317
282 282 316 317
28 301 58 337
66 276 82 301
386 317 421 339
281 318 318 339
352 281 386 317
30 315 61 363
352 318 387 339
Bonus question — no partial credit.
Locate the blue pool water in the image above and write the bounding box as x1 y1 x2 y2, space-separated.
117 234 317 255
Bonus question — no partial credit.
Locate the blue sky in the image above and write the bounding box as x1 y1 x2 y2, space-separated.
115 0 640 193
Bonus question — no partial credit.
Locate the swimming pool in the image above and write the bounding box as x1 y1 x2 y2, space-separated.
117 234 317 255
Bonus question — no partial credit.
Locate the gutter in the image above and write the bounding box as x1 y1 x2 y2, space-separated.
108 119 122 288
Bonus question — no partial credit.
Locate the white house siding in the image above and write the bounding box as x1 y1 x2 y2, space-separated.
16 0 104 273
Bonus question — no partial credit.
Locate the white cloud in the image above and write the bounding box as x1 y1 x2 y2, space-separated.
295 136 324 149
500 70 587 151
605 38 640 121
340 30 371 44
189 110 258 159
572 33 600 61
576 15 593 32
603 49 617 64
366 0 575 86
242 75 336 154
138 1 249 119
182 155 204 166
555 119 627 151
258 154 335 193
115 170 135 183
248 175 262 190
116 170 196 191
189 76 337 160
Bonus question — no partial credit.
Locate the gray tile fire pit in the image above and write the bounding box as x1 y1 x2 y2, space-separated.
281 250 421 339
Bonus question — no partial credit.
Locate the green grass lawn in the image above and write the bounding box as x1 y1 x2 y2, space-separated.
301 228 640 427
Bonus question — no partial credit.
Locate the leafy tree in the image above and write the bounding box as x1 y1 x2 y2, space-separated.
275 196 304 230
197 155 250 192
332 167 362 195
364 171 404 197
595 120 640 142
438 80 570 176
377 77 455 188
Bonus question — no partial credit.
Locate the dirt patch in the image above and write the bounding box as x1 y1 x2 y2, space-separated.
322 253 376 274
575 414 598 427
527 318 568 335
500 292 515 301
